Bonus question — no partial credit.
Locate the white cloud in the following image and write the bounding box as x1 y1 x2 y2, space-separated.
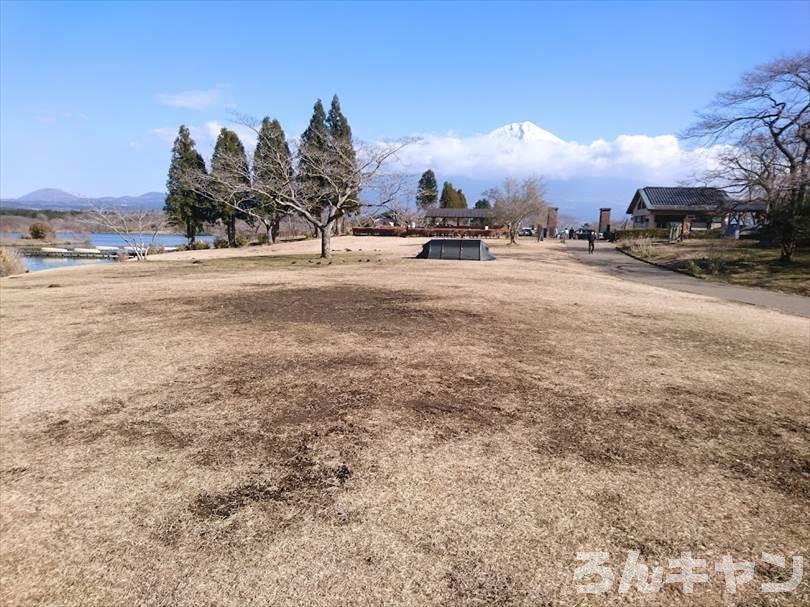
156 86 225 111
148 127 182 144
134 121 256 152
204 121 257 150
135 120 721 192
390 123 723 184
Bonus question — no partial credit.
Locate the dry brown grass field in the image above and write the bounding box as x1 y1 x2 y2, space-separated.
1 236 808 606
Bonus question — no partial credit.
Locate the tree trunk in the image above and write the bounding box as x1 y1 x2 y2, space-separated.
264 223 272 245
320 221 333 258
271 219 280 245
227 219 236 247
781 238 795 262
186 219 196 247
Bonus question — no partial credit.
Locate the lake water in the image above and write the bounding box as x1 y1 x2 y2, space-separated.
1 231 214 247
1 231 214 273
21 256 116 273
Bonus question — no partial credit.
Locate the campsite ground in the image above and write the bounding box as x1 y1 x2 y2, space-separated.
1 236 808 606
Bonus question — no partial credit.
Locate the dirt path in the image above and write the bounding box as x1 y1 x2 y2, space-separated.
566 239 810 318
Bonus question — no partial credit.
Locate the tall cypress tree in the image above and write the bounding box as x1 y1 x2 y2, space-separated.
253 117 291 244
456 188 468 209
326 94 353 142
298 99 329 216
416 170 438 209
165 125 209 246
325 95 358 232
440 181 462 208
211 128 251 246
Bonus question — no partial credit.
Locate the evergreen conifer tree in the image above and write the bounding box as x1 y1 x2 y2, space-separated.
416 170 438 209
165 125 209 246
440 181 467 208
253 117 291 244
456 188 468 208
440 181 457 208
297 99 330 228
211 128 251 246
325 95 358 232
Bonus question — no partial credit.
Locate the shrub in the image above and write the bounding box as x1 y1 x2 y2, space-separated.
146 245 165 255
685 228 724 239
213 238 229 249
613 228 669 241
0 248 26 276
626 237 654 258
28 222 54 240
698 254 729 275
235 234 252 248
191 240 210 250
257 233 270 245
351 226 407 237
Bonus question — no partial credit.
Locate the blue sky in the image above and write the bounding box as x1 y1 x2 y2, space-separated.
1 0 808 201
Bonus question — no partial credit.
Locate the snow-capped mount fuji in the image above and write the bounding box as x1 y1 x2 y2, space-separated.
487 121 564 144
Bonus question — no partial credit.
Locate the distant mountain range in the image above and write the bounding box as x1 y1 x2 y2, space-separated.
1 189 166 211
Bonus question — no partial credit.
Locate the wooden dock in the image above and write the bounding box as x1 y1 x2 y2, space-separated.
4 245 119 259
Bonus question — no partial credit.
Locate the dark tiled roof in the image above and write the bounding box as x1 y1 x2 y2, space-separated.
627 187 733 214
727 198 769 212
642 187 730 209
423 208 493 218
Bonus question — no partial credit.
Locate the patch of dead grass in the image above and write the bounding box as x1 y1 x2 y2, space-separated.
1 237 808 606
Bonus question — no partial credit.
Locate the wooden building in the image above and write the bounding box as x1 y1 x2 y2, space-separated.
423 208 494 228
626 187 767 229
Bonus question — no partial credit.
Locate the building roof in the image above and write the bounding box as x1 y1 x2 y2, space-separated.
728 198 769 212
423 208 493 219
627 187 770 215
626 187 731 214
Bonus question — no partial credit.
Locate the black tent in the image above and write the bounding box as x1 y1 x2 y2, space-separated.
415 239 496 261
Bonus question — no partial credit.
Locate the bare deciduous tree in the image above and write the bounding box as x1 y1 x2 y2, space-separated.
84 207 166 261
184 116 410 258
685 54 810 260
485 177 548 244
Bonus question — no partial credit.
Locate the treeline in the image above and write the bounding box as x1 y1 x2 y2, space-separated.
686 54 809 261
164 95 394 258
415 170 490 210
0 208 84 220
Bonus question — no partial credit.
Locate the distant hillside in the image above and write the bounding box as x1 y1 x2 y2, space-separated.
17 188 80 204
0 189 166 211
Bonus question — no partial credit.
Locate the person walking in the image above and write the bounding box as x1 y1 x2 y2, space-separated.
587 230 596 254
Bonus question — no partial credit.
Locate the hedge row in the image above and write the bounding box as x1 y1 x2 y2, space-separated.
353 226 508 238
611 228 670 241
352 226 406 236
